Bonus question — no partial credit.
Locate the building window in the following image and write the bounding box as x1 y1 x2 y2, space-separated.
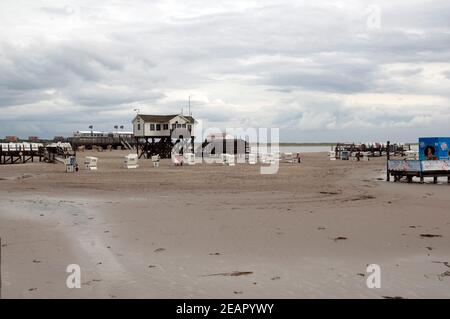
150 124 155 131
182 124 186 128
188 124 191 131
156 124 161 131
163 124 169 130
137 124 141 130
177 124 182 128
172 124 176 130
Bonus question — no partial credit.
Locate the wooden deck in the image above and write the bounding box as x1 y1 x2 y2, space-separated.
0 144 44 165
387 160 450 183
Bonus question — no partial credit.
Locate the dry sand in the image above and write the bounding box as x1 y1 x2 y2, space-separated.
0 150 449 298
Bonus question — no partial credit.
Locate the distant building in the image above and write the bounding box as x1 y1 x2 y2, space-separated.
6 136 18 142
132 114 196 159
73 131 133 138
132 114 195 138
53 136 65 142
69 130 134 150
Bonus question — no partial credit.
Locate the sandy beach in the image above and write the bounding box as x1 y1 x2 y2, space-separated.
0 151 449 298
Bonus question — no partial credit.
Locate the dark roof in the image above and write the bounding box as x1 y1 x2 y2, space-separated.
137 114 195 123
184 115 195 123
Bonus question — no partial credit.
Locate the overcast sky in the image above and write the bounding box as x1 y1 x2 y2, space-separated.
1 0 449 142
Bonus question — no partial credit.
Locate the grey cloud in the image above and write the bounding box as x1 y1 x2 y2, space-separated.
1 0 450 140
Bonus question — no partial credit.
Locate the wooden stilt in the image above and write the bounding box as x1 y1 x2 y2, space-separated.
386 141 391 182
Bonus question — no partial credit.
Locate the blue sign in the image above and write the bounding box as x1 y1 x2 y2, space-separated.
419 137 450 161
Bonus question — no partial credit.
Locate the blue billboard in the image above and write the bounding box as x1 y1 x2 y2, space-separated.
419 137 450 161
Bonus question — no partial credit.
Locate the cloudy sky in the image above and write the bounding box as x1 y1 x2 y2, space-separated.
1 0 450 142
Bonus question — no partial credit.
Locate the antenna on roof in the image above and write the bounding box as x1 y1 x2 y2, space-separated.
188 95 191 116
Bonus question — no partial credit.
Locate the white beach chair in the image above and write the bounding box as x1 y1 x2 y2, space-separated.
124 154 139 169
282 152 294 164
184 153 196 165
227 154 235 166
152 155 161 167
329 151 336 161
221 154 235 166
84 156 98 170
248 153 257 165
65 156 77 173
171 154 183 166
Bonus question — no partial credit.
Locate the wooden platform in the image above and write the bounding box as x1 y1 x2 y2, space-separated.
0 144 44 165
387 160 450 183
135 135 195 159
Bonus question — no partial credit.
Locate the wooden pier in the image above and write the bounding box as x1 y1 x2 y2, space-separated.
0 143 44 165
68 135 136 151
136 135 195 159
387 142 450 184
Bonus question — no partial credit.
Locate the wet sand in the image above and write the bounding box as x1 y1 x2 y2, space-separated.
0 151 449 298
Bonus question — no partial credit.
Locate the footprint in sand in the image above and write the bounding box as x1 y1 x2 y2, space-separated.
438 271 450 280
271 276 281 281
203 271 253 277
333 237 348 242
420 234 442 238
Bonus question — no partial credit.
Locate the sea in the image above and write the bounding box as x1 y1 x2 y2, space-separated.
251 145 332 154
